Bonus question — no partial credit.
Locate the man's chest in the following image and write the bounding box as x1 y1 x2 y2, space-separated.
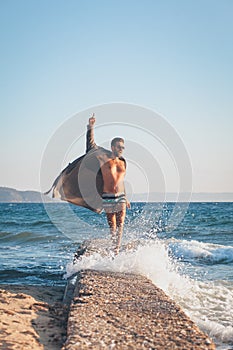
100 157 126 174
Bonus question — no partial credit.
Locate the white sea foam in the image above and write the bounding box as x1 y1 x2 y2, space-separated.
65 239 233 348
168 239 233 264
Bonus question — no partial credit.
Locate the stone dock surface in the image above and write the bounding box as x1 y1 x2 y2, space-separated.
63 269 215 350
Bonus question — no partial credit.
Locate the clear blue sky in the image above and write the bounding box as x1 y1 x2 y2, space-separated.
1 0 233 193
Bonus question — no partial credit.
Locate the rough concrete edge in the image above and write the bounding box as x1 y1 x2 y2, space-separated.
63 269 216 349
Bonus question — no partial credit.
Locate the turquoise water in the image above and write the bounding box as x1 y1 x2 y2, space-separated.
0 202 233 349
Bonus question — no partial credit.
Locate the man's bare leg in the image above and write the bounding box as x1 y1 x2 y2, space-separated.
115 204 126 254
106 204 126 255
106 212 117 242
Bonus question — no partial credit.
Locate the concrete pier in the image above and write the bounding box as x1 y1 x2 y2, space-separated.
63 269 215 349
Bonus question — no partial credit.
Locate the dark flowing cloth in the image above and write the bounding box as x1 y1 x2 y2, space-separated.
45 147 112 213
45 127 126 213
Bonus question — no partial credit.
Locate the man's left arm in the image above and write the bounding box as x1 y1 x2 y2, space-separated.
124 185 131 209
122 159 130 209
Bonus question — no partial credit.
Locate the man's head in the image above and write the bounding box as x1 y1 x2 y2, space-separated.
111 137 125 157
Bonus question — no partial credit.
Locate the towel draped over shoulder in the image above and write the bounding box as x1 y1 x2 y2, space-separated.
45 127 126 213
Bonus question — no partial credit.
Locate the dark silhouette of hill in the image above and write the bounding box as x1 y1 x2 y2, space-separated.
0 187 232 203
0 187 53 202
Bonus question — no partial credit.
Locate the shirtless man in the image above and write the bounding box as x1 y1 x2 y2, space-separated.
87 115 130 254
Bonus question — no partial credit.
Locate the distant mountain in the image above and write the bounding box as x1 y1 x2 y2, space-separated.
0 187 53 203
1 187 233 203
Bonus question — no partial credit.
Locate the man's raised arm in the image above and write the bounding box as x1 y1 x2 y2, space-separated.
86 113 97 153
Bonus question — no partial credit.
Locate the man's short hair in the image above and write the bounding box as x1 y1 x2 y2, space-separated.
111 137 124 147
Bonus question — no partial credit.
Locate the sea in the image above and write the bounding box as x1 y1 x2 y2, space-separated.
0 202 232 349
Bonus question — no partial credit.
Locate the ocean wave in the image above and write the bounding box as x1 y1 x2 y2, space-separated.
0 219 52 227
0 231 59 244
168 239 233 264
66 239 233 346
28 220 52 227
0 268 65 285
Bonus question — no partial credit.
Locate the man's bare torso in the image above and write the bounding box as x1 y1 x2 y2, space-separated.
100 155 126 194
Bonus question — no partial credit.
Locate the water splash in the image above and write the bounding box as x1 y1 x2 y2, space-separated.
65 238 233 348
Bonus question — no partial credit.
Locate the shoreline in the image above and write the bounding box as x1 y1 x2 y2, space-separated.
0 271 216 350
0 237 217 349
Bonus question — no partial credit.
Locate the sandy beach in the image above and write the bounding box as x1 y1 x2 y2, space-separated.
0 285 67 350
